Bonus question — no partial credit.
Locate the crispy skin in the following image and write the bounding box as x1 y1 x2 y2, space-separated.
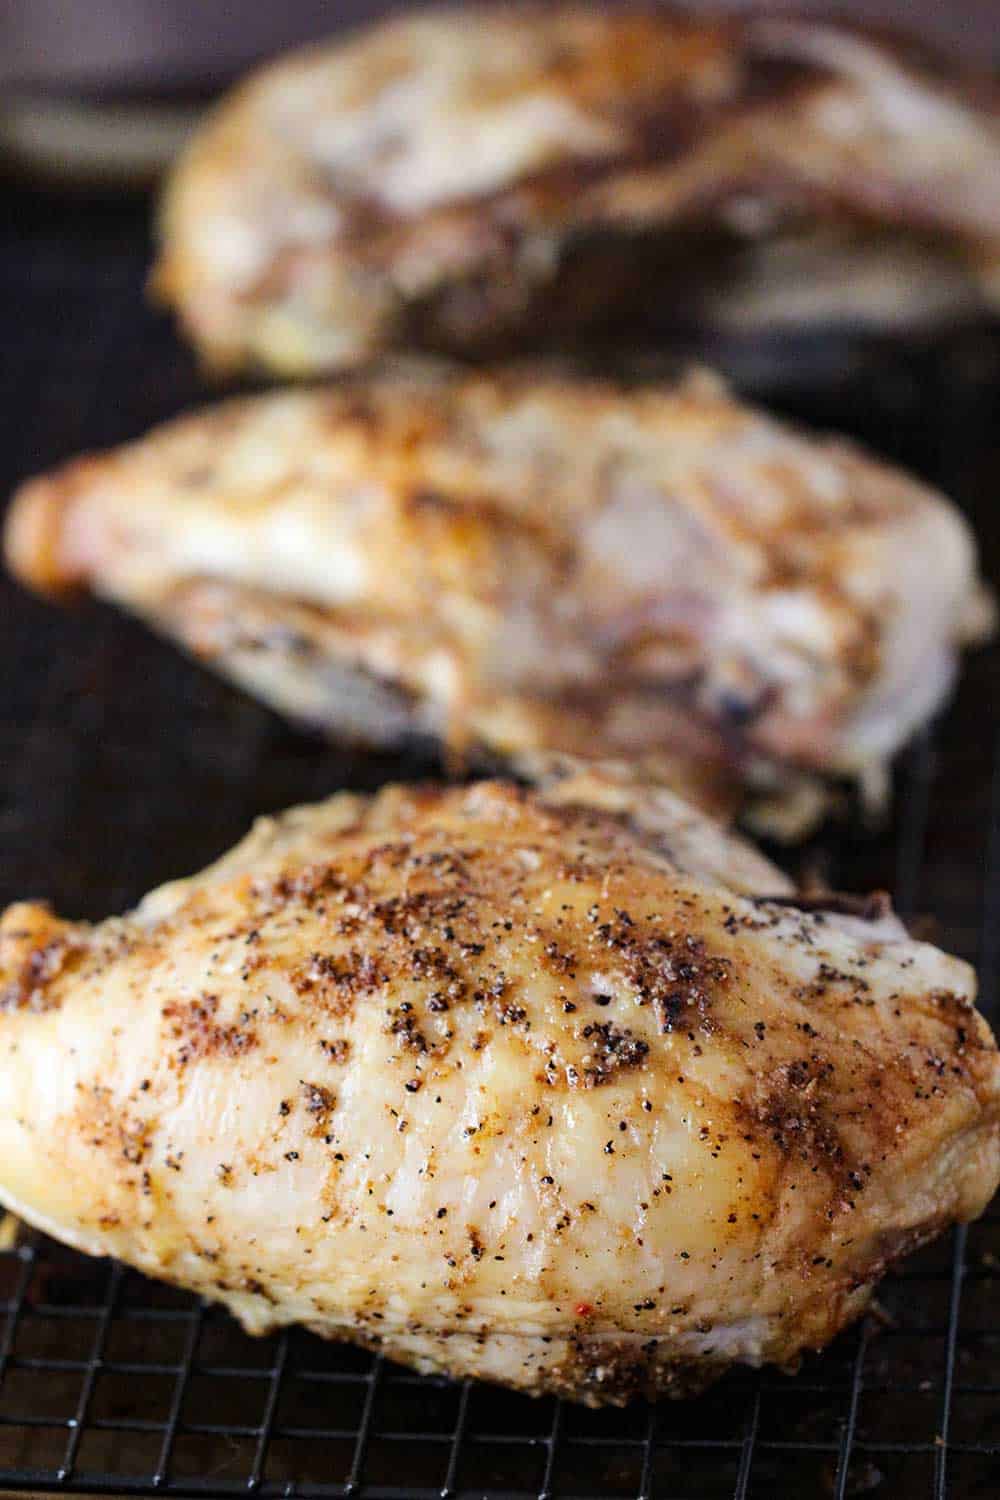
152 6 1000 375
5 365 989 833
0 771 996 1404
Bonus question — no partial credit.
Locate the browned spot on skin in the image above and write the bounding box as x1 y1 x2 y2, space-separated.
292 950 384 1014
300 1081 336 1131
251 861 351 916
542 940 579 978
929 988 977 1017
402 944 468 1003
163 994 258 1067
736 1055 872 1219
750 1057 843 1162
386 1003 428 1053
68 1081 155 1203
588 921 733 1036
0 932 85 1013
319 1037 351 1063
118 1118 153 1166
473 972 526 1027
798 961 872 1002
577 1021 649 1085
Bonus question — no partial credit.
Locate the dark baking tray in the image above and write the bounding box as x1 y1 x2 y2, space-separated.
1 190 999 1500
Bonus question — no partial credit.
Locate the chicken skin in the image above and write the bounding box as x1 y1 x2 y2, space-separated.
152 6 1000 376
6 365 989 832
0 769 997 1405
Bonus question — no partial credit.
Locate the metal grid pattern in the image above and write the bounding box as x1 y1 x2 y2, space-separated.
1 191 1000 1499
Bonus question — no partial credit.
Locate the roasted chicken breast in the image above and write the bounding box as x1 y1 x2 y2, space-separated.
6 365 989 832
0 769 997 1404
152 6 1000 376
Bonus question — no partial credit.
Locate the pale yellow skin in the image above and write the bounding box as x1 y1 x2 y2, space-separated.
5 367 990 835
0 771 996 1404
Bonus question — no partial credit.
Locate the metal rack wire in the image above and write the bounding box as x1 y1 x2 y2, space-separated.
1 192 999 1499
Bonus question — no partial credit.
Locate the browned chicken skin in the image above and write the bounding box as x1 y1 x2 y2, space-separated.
0 769 997 1403
5 365 990 834
152 6 1000 375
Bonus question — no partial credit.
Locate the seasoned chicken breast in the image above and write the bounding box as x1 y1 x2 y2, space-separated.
6 365 989 832
0 769 996 1404
152 6 1000 375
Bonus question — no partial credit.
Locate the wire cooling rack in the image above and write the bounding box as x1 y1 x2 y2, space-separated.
1 191 1000 1499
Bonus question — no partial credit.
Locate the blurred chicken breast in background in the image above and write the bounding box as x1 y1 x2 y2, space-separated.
151 6 1000 377
6 364 990 835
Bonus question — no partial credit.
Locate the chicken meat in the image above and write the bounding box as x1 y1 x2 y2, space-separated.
151 6 1000 376
0 768 997 1404
6 365 990 833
